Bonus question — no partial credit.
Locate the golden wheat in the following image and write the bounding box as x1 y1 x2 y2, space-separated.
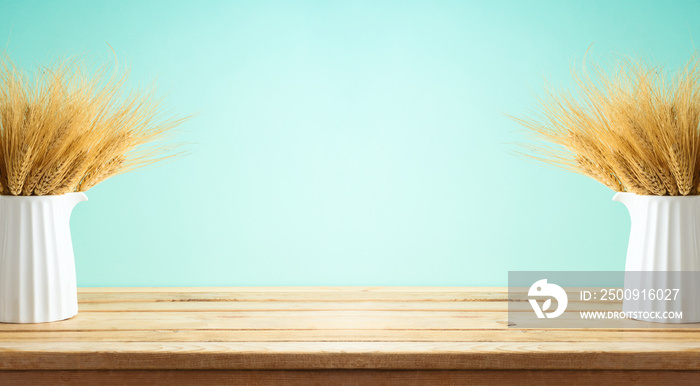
0 53 186 196
513 54 700 195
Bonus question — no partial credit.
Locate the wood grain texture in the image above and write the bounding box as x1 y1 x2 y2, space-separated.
1 287 699 382
0 370 699 386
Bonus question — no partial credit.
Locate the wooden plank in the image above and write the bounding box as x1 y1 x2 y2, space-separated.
78 287 510 293
73 293 627 305
0 311 509 331
2 341 700 370
3 287 700 375
1 370 698 386
0 310 682 331
1 329 700 343
76 300 625 312
0 312 662 331
76 286 609 293
76 291 509 302
74 288 620 303
77 300 510 311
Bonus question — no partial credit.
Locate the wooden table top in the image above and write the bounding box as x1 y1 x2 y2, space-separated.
1 287 700 384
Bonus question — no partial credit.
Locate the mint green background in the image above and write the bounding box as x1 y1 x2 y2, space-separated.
0 1 698 286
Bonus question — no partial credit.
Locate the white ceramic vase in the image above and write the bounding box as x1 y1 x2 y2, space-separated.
0 192 87 323
614 192 700 323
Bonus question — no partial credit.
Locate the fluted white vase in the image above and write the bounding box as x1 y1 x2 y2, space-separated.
0 192 87 323
614 192 700 323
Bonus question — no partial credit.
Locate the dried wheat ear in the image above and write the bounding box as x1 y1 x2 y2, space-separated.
0 54 187 196
513 55 700 196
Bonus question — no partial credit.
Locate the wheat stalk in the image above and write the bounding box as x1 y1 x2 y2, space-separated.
0 53 187 195
513 54 700 196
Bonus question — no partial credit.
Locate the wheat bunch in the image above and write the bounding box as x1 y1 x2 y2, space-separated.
0 53 186 196
513 54 700 196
